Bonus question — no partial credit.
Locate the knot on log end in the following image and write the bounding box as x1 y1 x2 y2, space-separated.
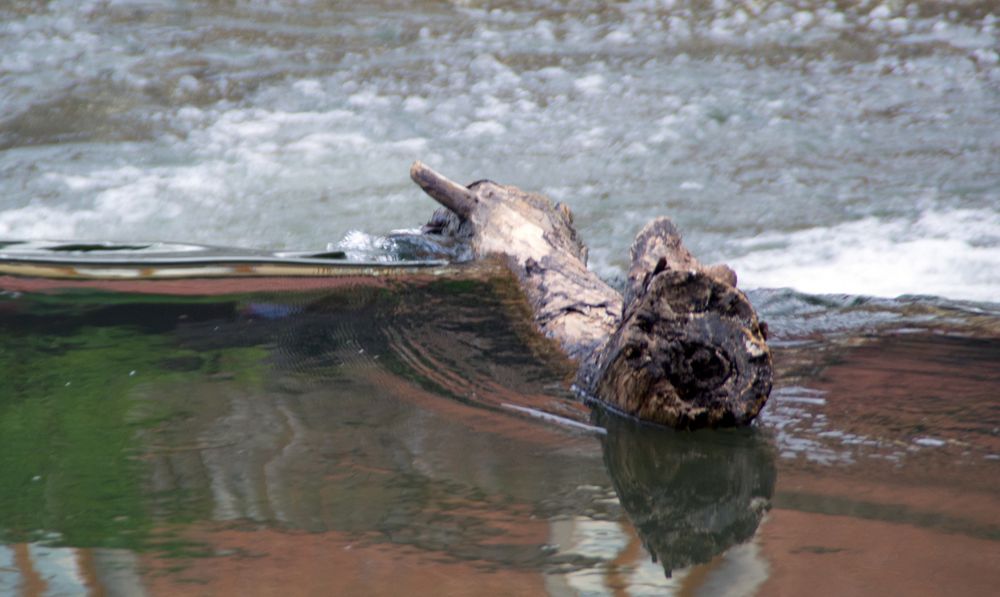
593 270 772 429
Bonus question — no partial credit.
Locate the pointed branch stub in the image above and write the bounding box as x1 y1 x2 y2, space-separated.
410 161 476 219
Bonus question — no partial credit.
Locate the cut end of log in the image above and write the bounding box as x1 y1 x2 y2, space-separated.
589 215 771 429
410 161 476 219
592 269 772 428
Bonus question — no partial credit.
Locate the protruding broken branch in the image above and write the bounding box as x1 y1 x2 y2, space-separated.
408 162 772 429
410 161 476 219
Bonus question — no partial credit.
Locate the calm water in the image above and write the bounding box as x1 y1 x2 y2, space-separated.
1 272 996 595
1 0 999 595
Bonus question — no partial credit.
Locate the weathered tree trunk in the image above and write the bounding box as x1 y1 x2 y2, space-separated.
410 161 772 429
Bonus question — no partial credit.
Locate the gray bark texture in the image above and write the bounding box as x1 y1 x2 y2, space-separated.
410 161 772 429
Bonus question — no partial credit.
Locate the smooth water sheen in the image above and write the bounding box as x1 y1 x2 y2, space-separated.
0 277 997 595
1 0 999 595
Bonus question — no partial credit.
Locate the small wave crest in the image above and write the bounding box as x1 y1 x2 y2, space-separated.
730 208 1000 303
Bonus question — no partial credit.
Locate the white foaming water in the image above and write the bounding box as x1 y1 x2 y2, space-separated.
1 0 998 305
730 209 1000 302
337 229 393 262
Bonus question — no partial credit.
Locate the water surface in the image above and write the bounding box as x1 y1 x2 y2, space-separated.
1 0 997 299
1 271 998 595
1 0 999 595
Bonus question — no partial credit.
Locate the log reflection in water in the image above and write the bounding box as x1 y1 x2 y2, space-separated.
1 276 782 592
597 410 776 577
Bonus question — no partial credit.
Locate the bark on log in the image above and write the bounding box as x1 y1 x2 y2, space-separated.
409 161 772 429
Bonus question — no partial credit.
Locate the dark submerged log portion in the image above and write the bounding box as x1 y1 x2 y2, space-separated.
410 161 772 428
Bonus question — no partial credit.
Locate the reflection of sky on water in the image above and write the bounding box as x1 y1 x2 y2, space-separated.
767 386 868 466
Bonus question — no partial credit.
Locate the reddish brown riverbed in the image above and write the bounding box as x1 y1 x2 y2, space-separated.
1 275 997 596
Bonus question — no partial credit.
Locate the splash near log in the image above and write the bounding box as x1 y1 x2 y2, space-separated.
410 161 773 429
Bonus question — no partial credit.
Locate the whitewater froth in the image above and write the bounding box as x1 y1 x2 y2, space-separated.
730 209 1000 302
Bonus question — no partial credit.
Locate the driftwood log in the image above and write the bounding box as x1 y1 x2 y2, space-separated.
410 161 772 429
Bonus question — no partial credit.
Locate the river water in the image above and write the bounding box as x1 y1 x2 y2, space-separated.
1 0 998 595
